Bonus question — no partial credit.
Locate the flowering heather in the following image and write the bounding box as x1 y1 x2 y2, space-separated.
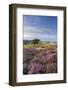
23 44 57 74
28 63 43 74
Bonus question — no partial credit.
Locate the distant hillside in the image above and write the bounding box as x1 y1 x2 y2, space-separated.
23 40 32 45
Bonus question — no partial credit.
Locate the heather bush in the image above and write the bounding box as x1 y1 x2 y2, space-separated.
28 63 43 74
46 63 57 73
23 44 57 74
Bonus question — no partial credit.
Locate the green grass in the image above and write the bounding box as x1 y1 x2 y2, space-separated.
24 43 56 49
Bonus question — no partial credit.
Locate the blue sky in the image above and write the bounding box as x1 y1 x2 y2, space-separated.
23 15 57 42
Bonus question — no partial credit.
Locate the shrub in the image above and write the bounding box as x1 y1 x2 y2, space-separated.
32 39 40 44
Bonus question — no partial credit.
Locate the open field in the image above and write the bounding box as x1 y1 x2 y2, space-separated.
23 42 57 75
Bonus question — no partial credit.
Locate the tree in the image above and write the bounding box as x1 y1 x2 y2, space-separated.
32 39 40 44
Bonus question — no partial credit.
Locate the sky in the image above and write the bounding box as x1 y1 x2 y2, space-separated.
23 15 57 42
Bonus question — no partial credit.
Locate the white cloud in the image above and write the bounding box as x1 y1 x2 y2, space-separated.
23 25 57 41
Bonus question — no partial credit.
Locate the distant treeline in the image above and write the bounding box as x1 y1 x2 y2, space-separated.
23 40 57 45
23 40 32 45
